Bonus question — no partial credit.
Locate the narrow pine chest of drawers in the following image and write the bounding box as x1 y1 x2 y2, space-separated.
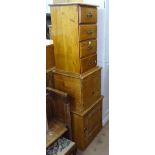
50 3 98 74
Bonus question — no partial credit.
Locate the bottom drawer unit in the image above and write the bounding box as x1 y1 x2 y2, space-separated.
71 97 103 150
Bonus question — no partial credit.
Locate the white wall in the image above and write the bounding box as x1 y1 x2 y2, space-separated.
46 0 53 13
84 0 109 125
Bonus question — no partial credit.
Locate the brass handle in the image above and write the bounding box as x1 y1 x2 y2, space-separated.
84 127 87 132
87 12 93 18
88 45 93 50
88 41 93 50
89 60 96 66
87 30 93 35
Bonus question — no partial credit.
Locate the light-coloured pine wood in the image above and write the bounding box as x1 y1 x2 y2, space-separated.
79 6 97 24
51 5 80 73
53 66 101 113
50 4 98 73
71 97 103 150
46 120 67 148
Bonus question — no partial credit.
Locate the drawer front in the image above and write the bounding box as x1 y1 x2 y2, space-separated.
84 99 102 145
79 6 97 24
80 39 97 58
80 54 97 73
79 24 97 41
82 69 101 110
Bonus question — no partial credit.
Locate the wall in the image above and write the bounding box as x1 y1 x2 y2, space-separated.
46 0 53 13
84 0 109 125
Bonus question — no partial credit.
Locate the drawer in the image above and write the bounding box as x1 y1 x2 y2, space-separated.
80 39 97 58
82 69 101 110
71 97 103 150
80 54 97 73
84 99 102 143
79 6 97 24
79 24 97 41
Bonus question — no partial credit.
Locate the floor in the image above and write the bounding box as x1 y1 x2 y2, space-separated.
77 122 109 155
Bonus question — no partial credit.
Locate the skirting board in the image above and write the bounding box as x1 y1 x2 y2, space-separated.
102 110 109 126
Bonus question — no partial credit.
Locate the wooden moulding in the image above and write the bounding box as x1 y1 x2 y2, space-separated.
52 66 102 79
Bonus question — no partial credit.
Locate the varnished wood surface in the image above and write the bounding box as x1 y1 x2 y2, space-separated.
80 54 97 73
46 120 68 148
79 24 97 41
82 68 101 110
79 6 97 24
80 39 97 58
51 5 80 73
53 66 101 113
71 97 103 150
53 66 101 79
46 85 72 145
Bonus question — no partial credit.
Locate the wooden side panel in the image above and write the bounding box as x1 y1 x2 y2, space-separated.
51 5 80 73
53 73 83 112
82 69 101 110
79 6 97 24
46 44 55 70
71 113 85 149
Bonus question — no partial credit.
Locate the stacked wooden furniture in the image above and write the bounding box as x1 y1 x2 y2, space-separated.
46 41 77 155
50 3 103 150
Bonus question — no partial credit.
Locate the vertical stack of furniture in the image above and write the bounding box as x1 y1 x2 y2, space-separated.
50 2 103 150
46 41 77 154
